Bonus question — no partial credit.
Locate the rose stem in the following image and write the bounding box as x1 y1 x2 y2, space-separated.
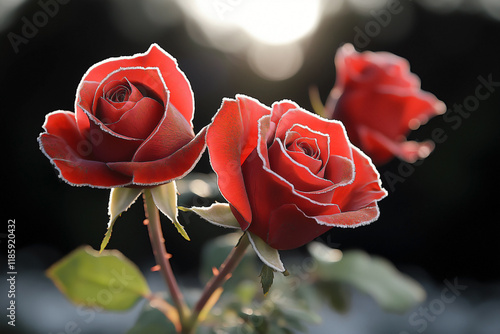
187 233 250 331
143 189 188 327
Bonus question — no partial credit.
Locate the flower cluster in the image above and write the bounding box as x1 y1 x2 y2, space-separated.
38 43 443 333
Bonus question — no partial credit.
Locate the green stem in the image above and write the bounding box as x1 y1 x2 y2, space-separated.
186 233 251 332
143 189 189 330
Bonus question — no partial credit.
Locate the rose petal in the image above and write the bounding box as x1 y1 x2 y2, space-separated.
268 138 335 193
107 127 207 186
91 67 168 116
358 126 435 164
276 109 353 162
38 111 132 187
286 149 322 174
236 95 273 162
96 78 144 123
270 100 301 130
79 44 194 125
327 43 445 166
104 97 164 140
207 95 270 228
75 81 98 135
332 145 387 212
314 204 381 228
87 120 143 162
132 103 194 162
266 204 339 250
97 98 138 124
285 124 332 178
242 141 342 240
334 44 418 93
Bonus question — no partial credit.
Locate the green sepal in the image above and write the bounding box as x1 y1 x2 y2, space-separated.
179 202 240 229
149 182 190 241
101 187 143 252
248 232 285 272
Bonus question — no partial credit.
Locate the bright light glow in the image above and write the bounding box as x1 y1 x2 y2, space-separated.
175 0 325 79
248 43 304 81
177 0 322 45
231 0 323 45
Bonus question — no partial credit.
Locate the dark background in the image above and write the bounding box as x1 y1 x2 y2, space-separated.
1 0 500 332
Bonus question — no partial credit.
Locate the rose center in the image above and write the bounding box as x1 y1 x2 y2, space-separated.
106 84 131 103
288 137 320 159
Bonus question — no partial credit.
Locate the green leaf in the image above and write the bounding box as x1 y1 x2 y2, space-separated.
101 187 143 252
179 202 240 229
150 182 190 241
248 232 285 272
317 281 351 314
308 242 426 313
259 264 274 295
47 246 150 311
126 300 177 334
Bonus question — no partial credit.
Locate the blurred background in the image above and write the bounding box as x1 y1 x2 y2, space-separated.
1 0 500 333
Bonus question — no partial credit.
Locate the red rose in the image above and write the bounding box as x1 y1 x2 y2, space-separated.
325 43 445 165
207 95 387 250
38 44 206 188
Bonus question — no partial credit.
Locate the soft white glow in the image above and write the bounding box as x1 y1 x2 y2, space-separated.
189 179 212 198
174 0 325 79
232 0 323 45
248 43 304 81
178 0 322 45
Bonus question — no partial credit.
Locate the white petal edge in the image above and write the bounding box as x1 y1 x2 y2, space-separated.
247 232 285 272
179 202 240 229
150 181 190 241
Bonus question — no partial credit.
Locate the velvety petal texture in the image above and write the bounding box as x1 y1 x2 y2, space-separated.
207 94 387 250
38 44 206 188
325 43 446 165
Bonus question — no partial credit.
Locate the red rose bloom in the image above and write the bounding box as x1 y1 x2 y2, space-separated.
207 95 387 250
325 43 445 165
38 44 206 188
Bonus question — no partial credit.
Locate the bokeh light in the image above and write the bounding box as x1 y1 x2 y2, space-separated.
174 0 327 80
247 43 304 81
